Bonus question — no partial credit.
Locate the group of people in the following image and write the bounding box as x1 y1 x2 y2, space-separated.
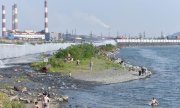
138 67 147 76
33 92 50 108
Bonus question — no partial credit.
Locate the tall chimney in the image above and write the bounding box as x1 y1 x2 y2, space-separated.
44 0 48 33
2 5 6 37
13 4 18 31
12 4 14 30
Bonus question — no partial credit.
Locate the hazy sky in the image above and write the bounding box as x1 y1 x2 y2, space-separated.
1 0 180 37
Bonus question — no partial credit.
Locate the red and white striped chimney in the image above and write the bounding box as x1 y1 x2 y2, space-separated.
13 4 18 31
2 5 6 37
44 0 48 33
12 4 14 30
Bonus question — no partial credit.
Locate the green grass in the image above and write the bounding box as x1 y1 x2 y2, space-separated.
31 56 123 73
31 44 122 73
0 92 25 108
0 84 14 90
15 76 30 82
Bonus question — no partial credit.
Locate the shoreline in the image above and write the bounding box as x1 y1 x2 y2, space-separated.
71 62 152 85
70 49 152 85
0 61 152 108
0 50 152 108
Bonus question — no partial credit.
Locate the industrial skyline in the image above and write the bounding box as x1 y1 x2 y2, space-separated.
1 0 48 40
1 0 48 38
1 0 180 37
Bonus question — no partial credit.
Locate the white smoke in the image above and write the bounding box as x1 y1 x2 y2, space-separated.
73 12 111 30
89 15 110 29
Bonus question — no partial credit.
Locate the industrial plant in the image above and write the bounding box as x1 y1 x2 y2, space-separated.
1 0 63 42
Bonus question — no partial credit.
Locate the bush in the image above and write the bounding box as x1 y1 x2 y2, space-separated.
98 44 116 52
55 43 97 60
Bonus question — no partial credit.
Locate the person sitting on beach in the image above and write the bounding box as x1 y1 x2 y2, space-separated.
141 67 146 75
69 72 72 77
42 92 50 108
150 97 159 106
76 59 80 65
33 101 40 108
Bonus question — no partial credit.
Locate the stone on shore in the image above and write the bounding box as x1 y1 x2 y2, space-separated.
14 86 27 92
10 95 19 101
62 95 69 102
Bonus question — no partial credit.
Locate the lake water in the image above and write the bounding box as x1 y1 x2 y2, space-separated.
64 46 180 108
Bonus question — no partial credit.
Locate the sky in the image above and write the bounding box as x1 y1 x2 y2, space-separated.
1 0 180 37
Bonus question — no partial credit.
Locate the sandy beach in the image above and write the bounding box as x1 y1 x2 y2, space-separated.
72 67 152 84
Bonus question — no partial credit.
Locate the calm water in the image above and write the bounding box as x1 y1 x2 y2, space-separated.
65 46 180 108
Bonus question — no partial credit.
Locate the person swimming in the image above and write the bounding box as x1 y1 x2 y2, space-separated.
150 97 159 106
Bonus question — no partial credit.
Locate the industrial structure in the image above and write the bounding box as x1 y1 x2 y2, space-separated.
12 4 18 31
44 0 48 34
1 0 51 41
2 5 6 38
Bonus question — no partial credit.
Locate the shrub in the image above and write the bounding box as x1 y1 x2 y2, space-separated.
98 44 116 52
55 43 97 60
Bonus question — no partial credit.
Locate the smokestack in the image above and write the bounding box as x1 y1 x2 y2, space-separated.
44 0 48 33
2 5 6 37
12 4 14 30
13 4 18 31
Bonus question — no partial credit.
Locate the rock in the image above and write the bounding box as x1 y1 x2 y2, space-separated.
31 98 37 103
19 97 31 103
37 97 42 101
52 93 55 96
26 99 31 103
17 80 21 83
38 93 43 96
14 68 18 72
71 84 77 89
26 73 34 77
41 87 44 90
0 75 3 78
62 95 69 102
14 86 27 92
48 87 51 90
114 58 122 64
10 89 15 95
55 97 63 102
27 92 32 96
10 95 19 101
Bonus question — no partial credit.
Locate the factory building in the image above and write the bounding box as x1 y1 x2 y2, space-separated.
7 30 45 40
45 32 63 42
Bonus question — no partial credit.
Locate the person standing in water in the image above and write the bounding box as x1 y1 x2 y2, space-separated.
150 97 159 107
42 92 50 108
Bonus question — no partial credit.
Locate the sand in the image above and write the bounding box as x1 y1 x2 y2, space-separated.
72 68 152 84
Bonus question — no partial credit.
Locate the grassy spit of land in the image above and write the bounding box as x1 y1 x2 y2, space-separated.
31 43 151 84
31 43 120 74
